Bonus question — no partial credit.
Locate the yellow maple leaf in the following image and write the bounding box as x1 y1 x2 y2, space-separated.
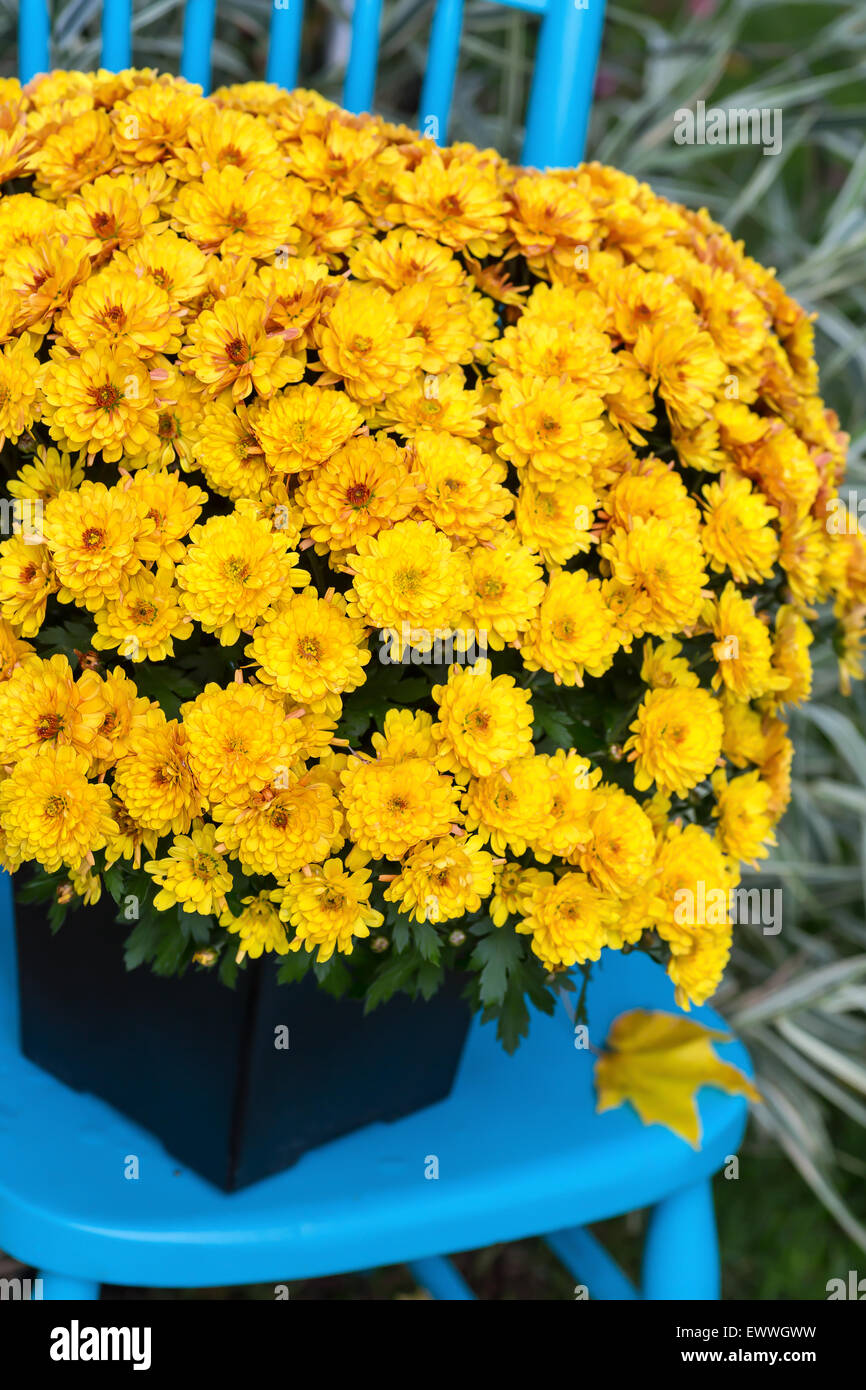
595 1009 762 1148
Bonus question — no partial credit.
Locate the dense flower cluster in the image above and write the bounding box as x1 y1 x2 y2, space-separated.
0 69 862 1023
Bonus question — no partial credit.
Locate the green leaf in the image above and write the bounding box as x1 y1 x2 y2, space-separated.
411 919 442 963
470 924 524 1006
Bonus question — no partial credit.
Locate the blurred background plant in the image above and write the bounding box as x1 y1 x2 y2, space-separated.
2 0 864 1295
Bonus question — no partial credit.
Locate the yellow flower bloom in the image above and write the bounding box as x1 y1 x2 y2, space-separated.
0 536 55 635
181 680 310 807
521 569 622 686
710 582 790 703
370 708 438 763
90 666 154 774
41 345 161 463
296 432 420 554
384 834 495 923
146 822 233 916
316 281 424 405
0 335 42 447
464 538 546 650
413 430 511 543
112 229 210 308
575 786 656 897
387 147 508 258
248 587 370 714
493 372 606 488
113 710 202 836
172 165 304 258
0 653 106 767
701 473 779 585
91 569 193 662
489 862 553 927
0 743 116 872
346 518 469 657
58 268 182 356
601 518 707 638
639 638 699 690
256 382 362 475
192 396 270 500
339 755 461 860
711 768 776 866
625 685 723 796
277 858 383 961
43 480 148 611
126 468 207 567
181 294 305 403
515 476 597 567
7 444 86 502
516 871 615 970
103 794 160 871
432 659 533 780
176 503 309 645
221 891 289 959
461 755 554 856
214 771 343 877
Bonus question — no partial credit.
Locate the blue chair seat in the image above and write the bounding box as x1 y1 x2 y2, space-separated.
0 947 749 1298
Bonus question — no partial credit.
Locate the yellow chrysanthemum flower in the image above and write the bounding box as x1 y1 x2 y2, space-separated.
0 653 106 768
0 335 42 447
711 767 776 867
625 685 724 796
43 480 148 611
256 382 362 475
461 755 554 857
248 587 370 714
431 659 533 780
127 469 207 567
91 569 193 662
181 680 309 807
516 871 615 969
600 517 708 638
181 293 305 403
701 473 779 585
370 708 438 763
145 822 233 916
41 345 161 463
176 503 309 645
710 582 790 703
339 755 461 860
521 569 622 686
515 476 597 567
213 772 343 878
220 892 289 959
276 859 383 961
464 538 546 651
383 834 495 923
413 430 511 543
575 785 656 898
639 638 700 690
296 432 420 554
316 281 424 405
489 862 553 927
346 519 469 658
172 166 304 258
0 536 55 635
112 710 202 836
0 744 116 872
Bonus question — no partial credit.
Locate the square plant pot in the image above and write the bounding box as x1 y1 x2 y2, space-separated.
13 891 471 1192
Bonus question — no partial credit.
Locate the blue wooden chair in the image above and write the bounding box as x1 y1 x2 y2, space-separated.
4 1 752 1301
0 874 749 1300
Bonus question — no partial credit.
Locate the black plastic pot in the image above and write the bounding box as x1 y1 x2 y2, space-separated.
13 892 471 1192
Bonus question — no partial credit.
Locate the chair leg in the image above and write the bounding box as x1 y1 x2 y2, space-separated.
408 1256 475 1300
37 1271 101 1300
642 1178 720 1300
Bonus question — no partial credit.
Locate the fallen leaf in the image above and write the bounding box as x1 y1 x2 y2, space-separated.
595 1009 762 1148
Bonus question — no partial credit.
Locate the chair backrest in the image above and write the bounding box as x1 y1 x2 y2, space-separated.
17 0 605 168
